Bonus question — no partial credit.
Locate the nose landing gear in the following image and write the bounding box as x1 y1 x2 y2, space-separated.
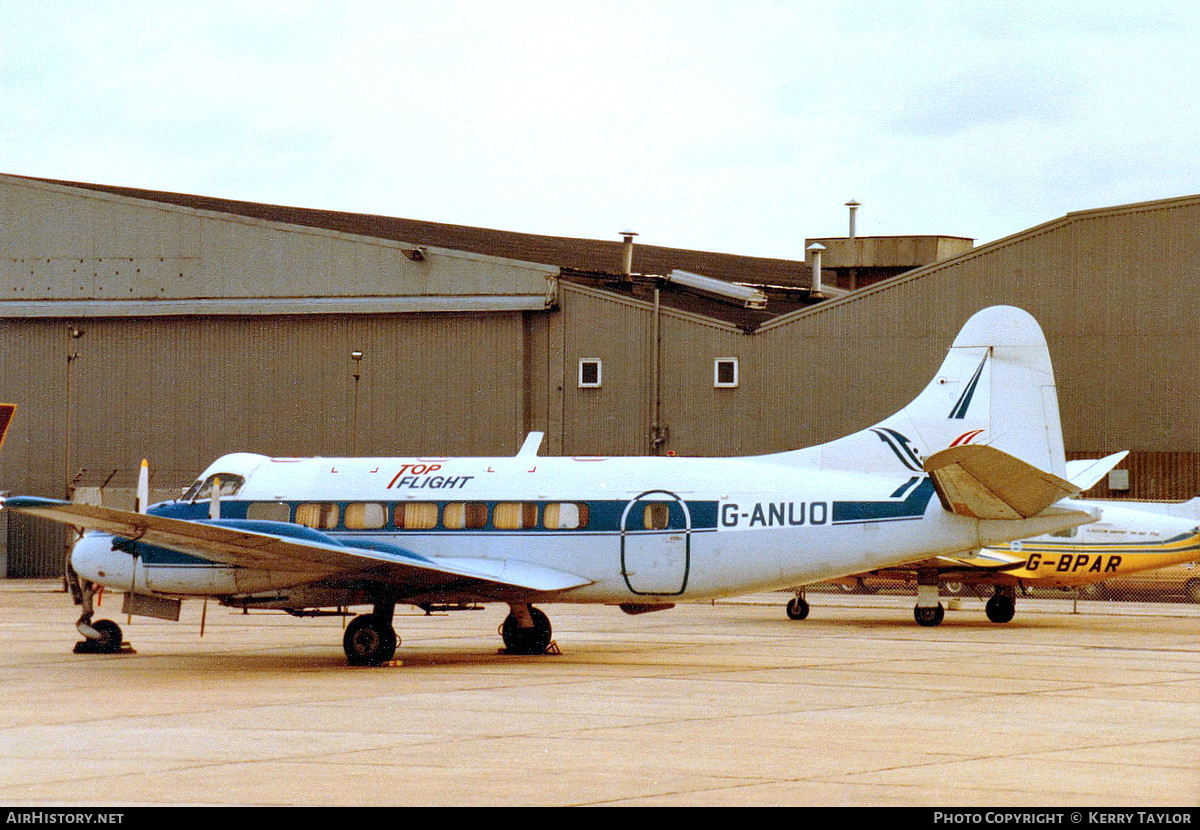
73 579 133 654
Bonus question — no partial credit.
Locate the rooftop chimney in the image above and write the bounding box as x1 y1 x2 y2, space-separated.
620 230 638 276
845 200 861 239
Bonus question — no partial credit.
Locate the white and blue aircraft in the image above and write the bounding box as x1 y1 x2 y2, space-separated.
2 306 1120 664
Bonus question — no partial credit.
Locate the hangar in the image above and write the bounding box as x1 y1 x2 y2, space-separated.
1 172 1198 576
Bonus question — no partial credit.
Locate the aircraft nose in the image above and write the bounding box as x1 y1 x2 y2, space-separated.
71 533 134 588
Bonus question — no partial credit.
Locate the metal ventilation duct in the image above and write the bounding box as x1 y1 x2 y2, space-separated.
667 269 767 309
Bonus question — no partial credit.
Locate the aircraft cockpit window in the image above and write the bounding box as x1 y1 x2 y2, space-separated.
184 474 246 502
1049 526 1079 538
296 502 339 530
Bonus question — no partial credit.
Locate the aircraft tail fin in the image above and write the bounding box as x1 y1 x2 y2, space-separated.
804 307 1072 495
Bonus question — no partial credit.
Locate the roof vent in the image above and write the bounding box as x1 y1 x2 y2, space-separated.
807 243 826 299
845 200 860 239
620 230 638 276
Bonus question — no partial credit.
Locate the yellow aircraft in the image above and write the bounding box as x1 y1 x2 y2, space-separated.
787 496 1200 626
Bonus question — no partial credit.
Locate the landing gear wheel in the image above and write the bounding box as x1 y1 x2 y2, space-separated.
91 619 124 653
343 614 398 666
986 594 1016 624
913 604 945 627
1185 579 1200 604
501 607 552 655
785 596 810 620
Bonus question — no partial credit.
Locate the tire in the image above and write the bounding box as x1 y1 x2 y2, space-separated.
785 596 809 620
91 619 124 654
986 595 1016 624
343 614 398 666
913 604 944 627
501 607 552 655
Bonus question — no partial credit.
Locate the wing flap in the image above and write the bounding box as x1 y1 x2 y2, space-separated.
924 444 1078 519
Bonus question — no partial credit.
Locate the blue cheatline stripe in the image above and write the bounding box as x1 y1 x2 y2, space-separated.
832 477 936 524
148 498 723 534
950 354 988 419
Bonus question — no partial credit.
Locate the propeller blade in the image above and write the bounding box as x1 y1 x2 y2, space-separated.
209 476 221 520
136 458 150 514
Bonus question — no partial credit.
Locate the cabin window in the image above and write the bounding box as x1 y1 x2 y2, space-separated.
1050 526 1079 539
394 502 438 529
543 502 589 530
345 502 387 530
296 502 339 530
643 502 671 530
246 502 290 522
444 502 488 529
183 473 246 502
714 358 739 388
579 358 602 388
493 502 539 529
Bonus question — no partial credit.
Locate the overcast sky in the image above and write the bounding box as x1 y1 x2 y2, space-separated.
3 1 1198 260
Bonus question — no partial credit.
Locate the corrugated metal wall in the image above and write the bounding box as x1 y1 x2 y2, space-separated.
0 312 529 576
753 196 1200 457
6 179 1200 575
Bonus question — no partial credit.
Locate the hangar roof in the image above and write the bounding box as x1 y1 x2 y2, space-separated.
7 173 829 327
13 174 811 289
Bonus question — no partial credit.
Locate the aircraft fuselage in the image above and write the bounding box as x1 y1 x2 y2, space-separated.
70 450 1089 609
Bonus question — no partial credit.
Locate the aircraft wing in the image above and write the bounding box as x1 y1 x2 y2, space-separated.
1 496 593 595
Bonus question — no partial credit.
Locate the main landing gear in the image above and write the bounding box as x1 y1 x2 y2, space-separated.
500 604 554 655
343 609 399 666
783 578 1019 627
985 587 1017 624
342 602 556 664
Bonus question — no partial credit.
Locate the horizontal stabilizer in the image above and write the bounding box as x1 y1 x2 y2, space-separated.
1065 451 1129 492
924 444 1078 519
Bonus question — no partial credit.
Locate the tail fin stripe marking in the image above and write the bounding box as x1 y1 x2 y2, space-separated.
949 354 988 419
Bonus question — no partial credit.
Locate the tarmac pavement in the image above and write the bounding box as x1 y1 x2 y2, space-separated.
0 580 1197 807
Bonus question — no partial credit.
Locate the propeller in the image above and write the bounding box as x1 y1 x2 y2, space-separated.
127 458 150 626
135 458 149 514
